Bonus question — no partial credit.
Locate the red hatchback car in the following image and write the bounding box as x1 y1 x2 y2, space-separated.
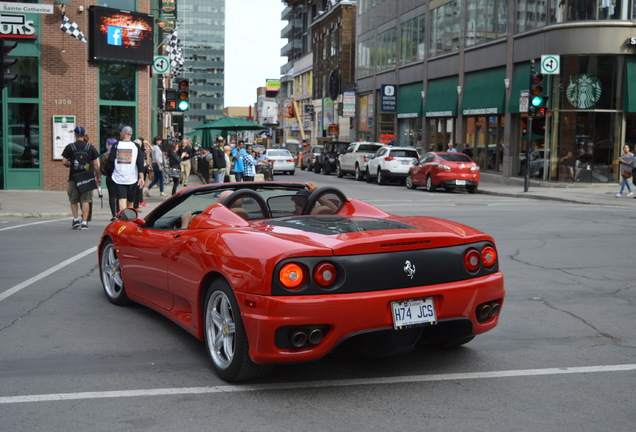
407 152 480 193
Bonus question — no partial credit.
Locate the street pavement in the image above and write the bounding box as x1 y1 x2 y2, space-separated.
0 172 633 219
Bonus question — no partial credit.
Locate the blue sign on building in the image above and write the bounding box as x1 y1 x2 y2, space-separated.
380 84 397 112
107 26 122 46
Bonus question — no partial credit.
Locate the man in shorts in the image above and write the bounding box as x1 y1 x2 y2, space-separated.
108 125 145 211
61 126 101 230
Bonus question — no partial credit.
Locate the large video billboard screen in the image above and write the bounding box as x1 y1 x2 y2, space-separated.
88 6 154 65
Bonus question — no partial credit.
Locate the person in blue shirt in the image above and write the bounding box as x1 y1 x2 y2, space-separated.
231 140 247 181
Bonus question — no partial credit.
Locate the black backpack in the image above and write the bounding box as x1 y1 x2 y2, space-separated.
71 142 92 172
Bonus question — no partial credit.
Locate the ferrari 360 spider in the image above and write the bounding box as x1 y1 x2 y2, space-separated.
99 182 504 381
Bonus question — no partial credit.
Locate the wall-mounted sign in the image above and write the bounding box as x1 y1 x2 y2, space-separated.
380 84 397 112
0 2 53 14
0 13 37 39
52 115 76 160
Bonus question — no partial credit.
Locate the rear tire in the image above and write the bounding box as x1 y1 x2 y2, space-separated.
354 164 363 181
467 185 478 194
203 279 273 382
314 163 321 174
377 169 386 185
425 176 436 192
336 163 343 178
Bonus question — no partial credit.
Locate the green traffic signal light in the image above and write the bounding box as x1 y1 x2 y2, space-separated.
531 95 544 107
177 100 190 111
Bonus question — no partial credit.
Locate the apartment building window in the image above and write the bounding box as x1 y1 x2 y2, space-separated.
376 28 397 71
518 0 629 32
466 0 507 47
400 14 425 64
356 37 375 78
429 0 460 56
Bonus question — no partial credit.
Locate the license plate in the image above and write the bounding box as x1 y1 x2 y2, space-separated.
401 160 411 165
456 179 466 185
391 298 437 330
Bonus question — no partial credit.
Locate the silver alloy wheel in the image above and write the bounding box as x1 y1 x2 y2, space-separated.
426 176 434 192
205 290 236 371
406 174 414 189
101 242 124 299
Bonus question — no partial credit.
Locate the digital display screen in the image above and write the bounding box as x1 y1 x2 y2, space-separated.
88 6 154 65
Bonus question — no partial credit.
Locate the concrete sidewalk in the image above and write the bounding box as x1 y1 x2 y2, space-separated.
0 173 633 219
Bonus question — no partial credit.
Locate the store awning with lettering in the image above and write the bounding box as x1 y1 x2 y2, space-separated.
460 67 506 116
424 76 458 117
396 82 423 118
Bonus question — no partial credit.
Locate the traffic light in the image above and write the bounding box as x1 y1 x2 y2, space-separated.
177 79 189 111
529 71 548 118
1 39 18 90
165 89 177 111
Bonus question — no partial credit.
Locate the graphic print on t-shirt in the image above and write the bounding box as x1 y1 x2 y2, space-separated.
116 148 133 164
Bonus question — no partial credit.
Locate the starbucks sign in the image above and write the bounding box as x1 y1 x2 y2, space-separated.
566 74 602 109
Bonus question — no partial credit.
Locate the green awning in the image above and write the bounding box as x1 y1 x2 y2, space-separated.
508 62 532 113
424 76 458 117
396 82 423 118
625 57 636 112
460 67 506 116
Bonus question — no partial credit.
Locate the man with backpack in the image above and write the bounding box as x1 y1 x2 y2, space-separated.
61 126 101 230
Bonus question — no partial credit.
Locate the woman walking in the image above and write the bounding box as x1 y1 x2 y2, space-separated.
616 144 634 198
168 141 182 195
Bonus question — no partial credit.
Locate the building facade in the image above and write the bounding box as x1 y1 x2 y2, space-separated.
178 0 224 135
356 0 636 182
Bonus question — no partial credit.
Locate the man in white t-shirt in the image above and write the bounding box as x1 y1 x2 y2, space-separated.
108 125 145 211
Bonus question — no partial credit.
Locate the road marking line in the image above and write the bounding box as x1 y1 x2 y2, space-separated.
1 364 634 404
0 218 67 232
0 247 96 303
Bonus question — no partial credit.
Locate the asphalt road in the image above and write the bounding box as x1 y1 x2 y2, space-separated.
1 170 634 431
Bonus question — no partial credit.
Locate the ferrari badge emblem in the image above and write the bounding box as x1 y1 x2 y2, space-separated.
403 260 416 279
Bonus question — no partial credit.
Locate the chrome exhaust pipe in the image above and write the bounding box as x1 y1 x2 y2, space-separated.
490 303 501 317
477 304 491 321
291 331 308 348
308 328 324 345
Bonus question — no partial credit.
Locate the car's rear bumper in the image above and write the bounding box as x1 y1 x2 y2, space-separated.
439 179 479 188
236 272 504 364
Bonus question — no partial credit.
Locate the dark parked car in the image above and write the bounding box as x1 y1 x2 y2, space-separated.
314 141 349 175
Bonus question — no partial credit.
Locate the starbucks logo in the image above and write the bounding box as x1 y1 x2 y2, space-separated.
566 74 601 109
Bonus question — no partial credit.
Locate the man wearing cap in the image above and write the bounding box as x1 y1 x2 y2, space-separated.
211 136 227 183
108 125 145 211
61 126 101 230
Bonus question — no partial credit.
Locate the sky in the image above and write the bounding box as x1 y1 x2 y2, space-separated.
225 0 287 107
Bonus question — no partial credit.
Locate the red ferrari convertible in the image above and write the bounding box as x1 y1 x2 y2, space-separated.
99 182 504 381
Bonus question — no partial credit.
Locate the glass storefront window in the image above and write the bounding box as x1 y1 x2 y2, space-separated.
99 106 135 152
376 28 396 71
464 116 504 172
7 103 39 169
398 118 422 148
99 63 136 101
426 118 455 152
7 57 38 99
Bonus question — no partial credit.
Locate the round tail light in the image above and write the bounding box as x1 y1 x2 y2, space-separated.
279 263 305 290
464 249 481 272
313 262 337 287
482 246 497 268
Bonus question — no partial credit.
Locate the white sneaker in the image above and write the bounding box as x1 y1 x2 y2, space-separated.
616 193 622 197
628 192 634 197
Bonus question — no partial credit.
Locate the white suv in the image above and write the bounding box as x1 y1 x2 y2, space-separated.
366 146 419 185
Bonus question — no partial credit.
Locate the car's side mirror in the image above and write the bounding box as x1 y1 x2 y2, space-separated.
119 208 145 225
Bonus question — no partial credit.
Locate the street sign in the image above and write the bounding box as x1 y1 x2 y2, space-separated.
152 56 170 75
541 55 560 75
0 2 53 14
520 90 529 113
